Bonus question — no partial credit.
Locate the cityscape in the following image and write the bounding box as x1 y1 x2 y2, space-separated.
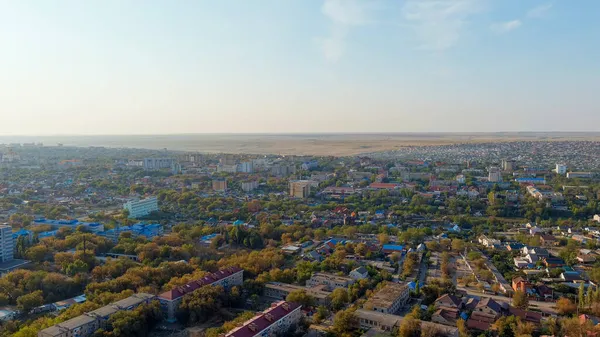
0 138 598 337
2 0 600 337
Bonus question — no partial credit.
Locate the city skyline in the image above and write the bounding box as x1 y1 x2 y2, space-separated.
1 0 599 135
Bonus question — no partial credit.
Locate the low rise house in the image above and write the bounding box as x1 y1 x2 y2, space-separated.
474 298 504 318
432 307 459 326
264 282 331 306
306 272 354 291
434 294 463 310
350 267 369 280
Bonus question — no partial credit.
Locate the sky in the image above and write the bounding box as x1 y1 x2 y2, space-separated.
0 0 599 135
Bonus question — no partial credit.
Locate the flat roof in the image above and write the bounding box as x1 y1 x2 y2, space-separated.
310 272 353 283
265 282 331 299
365 282 408 310
58 314 96 329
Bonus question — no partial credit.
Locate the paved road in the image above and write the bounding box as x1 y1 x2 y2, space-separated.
457 286 558 314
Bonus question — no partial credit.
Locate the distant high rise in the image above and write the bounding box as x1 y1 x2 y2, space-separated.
238 161 254 173
289 180 311 198
555 163 567 175
124 197 159 219
0 225 14 263
212 179 228 191
501 159 516 171
488 167 502 183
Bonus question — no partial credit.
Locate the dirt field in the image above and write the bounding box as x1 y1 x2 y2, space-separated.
3 132 600 156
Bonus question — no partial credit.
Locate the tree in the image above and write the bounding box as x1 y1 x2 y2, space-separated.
398 316 421 337
26 245 49 263
286 289 315 308
378 233 390 245
512 290 529 309
421 324 442 337
579 283 585 308
332 309 358 336
451 239 465 253
355 243 368 256
556 298 577 315
17 290 44 312
457 319 469 337
331 288 349 311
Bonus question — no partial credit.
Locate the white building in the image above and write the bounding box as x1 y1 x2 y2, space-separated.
241 181 259 192
0 226 13 263
488 167 502 183
456 175 466 184
238 161 254 173
124 197 159 219
555 163 567 175
225 301 302 337
143 158 173 171
218 164 238 173
594 214 600 223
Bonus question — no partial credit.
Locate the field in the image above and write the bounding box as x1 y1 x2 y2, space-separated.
2 132 600 156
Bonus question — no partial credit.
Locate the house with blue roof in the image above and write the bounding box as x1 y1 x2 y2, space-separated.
12 229 33 242
233 220 245 226
99 223 163 242
33 218 104 233
382 244 404 254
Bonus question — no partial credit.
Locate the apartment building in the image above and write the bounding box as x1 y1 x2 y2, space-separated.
488 167 502 182
38 293 155 337
264 282 331 306
123 196 159 219
364 282 409 314
225 301 302 337
289 180 311 198
143 158 173 171
0 225 13 263
158 267 243 322
212 179 228 191
241 181 259 192
567 172 593 179
306 272 354 291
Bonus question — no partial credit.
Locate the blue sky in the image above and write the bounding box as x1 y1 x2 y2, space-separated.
0 0 598 135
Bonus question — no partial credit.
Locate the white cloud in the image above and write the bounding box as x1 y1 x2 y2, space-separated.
317 0 372 63
490 20 522 34
401 0 485 51
527 3 553 18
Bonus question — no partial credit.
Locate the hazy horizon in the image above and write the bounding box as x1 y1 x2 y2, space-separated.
1 0 599 135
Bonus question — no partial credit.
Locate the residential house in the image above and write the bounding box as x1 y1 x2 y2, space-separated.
466 311 496 332
474 298 504 318
509 307 543 325
512 277 532 293
432 308 459 326
350 267 369 280
539 234 558 247
434 294 463 310
561 271 585 283
306 273 354 291
544 257 565 268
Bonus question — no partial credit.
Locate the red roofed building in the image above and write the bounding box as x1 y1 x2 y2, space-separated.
369 183 400 190
225 301 302 337
158 267 243 322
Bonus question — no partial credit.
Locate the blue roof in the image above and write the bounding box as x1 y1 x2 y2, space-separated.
233 220 244 225
460 312 469 320
382 244 404 251
407 281 417 290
